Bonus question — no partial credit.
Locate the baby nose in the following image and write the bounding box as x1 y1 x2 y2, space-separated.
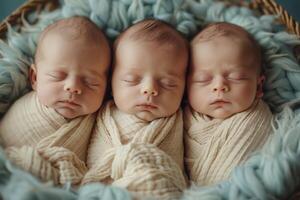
213 78 230 93
213 85 229 92
142 88 158 96
66 87 82 94
64 80 82 95
141 81 158 96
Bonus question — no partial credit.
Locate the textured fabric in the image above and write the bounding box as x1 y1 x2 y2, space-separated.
83 101 185 199
84 143 186 199
184 100 273 186
0 91 96 185
86 101 184 170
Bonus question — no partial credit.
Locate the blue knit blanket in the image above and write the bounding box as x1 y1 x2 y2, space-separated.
0 0 300 199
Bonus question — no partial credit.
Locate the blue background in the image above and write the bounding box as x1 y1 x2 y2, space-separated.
0 0 299 22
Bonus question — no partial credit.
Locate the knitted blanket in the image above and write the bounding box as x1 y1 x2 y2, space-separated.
184 100 273 186
83 101 186 199
1 0 300 199
0 91 96 185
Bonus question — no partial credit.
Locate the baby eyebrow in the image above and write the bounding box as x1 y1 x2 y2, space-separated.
122 67 143 73
85 70 106 78
165 73 182 78
164 69 185 78
192 71 210 77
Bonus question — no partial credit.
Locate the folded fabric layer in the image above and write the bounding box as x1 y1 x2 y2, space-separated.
87 101 184 171
0 91 96 185
84 143 186 200
184 100 273 186
84 101 185 198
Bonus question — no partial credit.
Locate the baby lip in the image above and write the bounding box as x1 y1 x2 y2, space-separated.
137 103 158 109
60 100 80 107
68 101 80 106
210 99 229 105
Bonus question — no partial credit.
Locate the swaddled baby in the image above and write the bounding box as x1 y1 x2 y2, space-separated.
83 19 189 199
184 22 273 186
0 16 111 185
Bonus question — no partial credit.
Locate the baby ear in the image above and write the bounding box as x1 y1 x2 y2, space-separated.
256 75 265 98
30 64 37 90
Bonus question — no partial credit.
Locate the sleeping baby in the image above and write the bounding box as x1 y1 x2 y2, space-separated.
184 22 273 186
0 16 111 185
82 19 189 199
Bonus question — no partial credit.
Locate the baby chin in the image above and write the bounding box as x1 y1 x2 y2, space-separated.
207 108 235 119
135 111 160 122
55 107 83 119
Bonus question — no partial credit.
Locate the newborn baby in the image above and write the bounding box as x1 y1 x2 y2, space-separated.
0 16 111 185
184 22 273 186
83 19 189 199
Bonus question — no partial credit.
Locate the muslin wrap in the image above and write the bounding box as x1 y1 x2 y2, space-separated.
184 100 273 186
83 101 186 199
0 91 96 185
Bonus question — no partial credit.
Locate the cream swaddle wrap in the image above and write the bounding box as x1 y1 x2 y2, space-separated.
83 101 186 199
0 91 96 184
184 100 273 186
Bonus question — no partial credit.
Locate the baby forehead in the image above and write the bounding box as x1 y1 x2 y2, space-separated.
192 23 261 60
193 23 254 45
39 30 99 48
193 35 252 54
117 38 182 53
36 29 103 62
38 17 106 45
35 17 111 62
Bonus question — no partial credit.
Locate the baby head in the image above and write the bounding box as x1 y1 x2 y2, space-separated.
188 22 264 119
30 16 111 119
112 19 189 121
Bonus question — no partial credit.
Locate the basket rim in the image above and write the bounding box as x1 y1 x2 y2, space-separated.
0 0 299 37
0 0 59 39
251 0 300 37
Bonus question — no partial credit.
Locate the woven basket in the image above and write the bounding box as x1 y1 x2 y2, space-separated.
1 0 300 36
0 0 300 199
0 0 59 39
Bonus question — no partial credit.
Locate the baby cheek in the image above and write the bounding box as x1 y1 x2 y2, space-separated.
85 87 106 105
115 85 136 100
36 90 53 107
36 83 60 106
235 85 257 107
91 90 105 108
189 87 209 112
188 87 202 111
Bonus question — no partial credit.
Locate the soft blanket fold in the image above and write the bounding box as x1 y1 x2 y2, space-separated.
0 91 96 185
184 100 273 186
84 143 187 199
84 101 185 199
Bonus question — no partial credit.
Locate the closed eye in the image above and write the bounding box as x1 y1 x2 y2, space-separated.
85 82 100 87
192 73 212 84
123 79 140 83
47 72 66 81
193 79 211 83
227 73 248 81
160 79 177 89
122 75 141 85
83 78 101 88
192 78 212 84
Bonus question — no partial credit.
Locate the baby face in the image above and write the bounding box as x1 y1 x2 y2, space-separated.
112 40 187 121
31 33 110 119
188 36 263 119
